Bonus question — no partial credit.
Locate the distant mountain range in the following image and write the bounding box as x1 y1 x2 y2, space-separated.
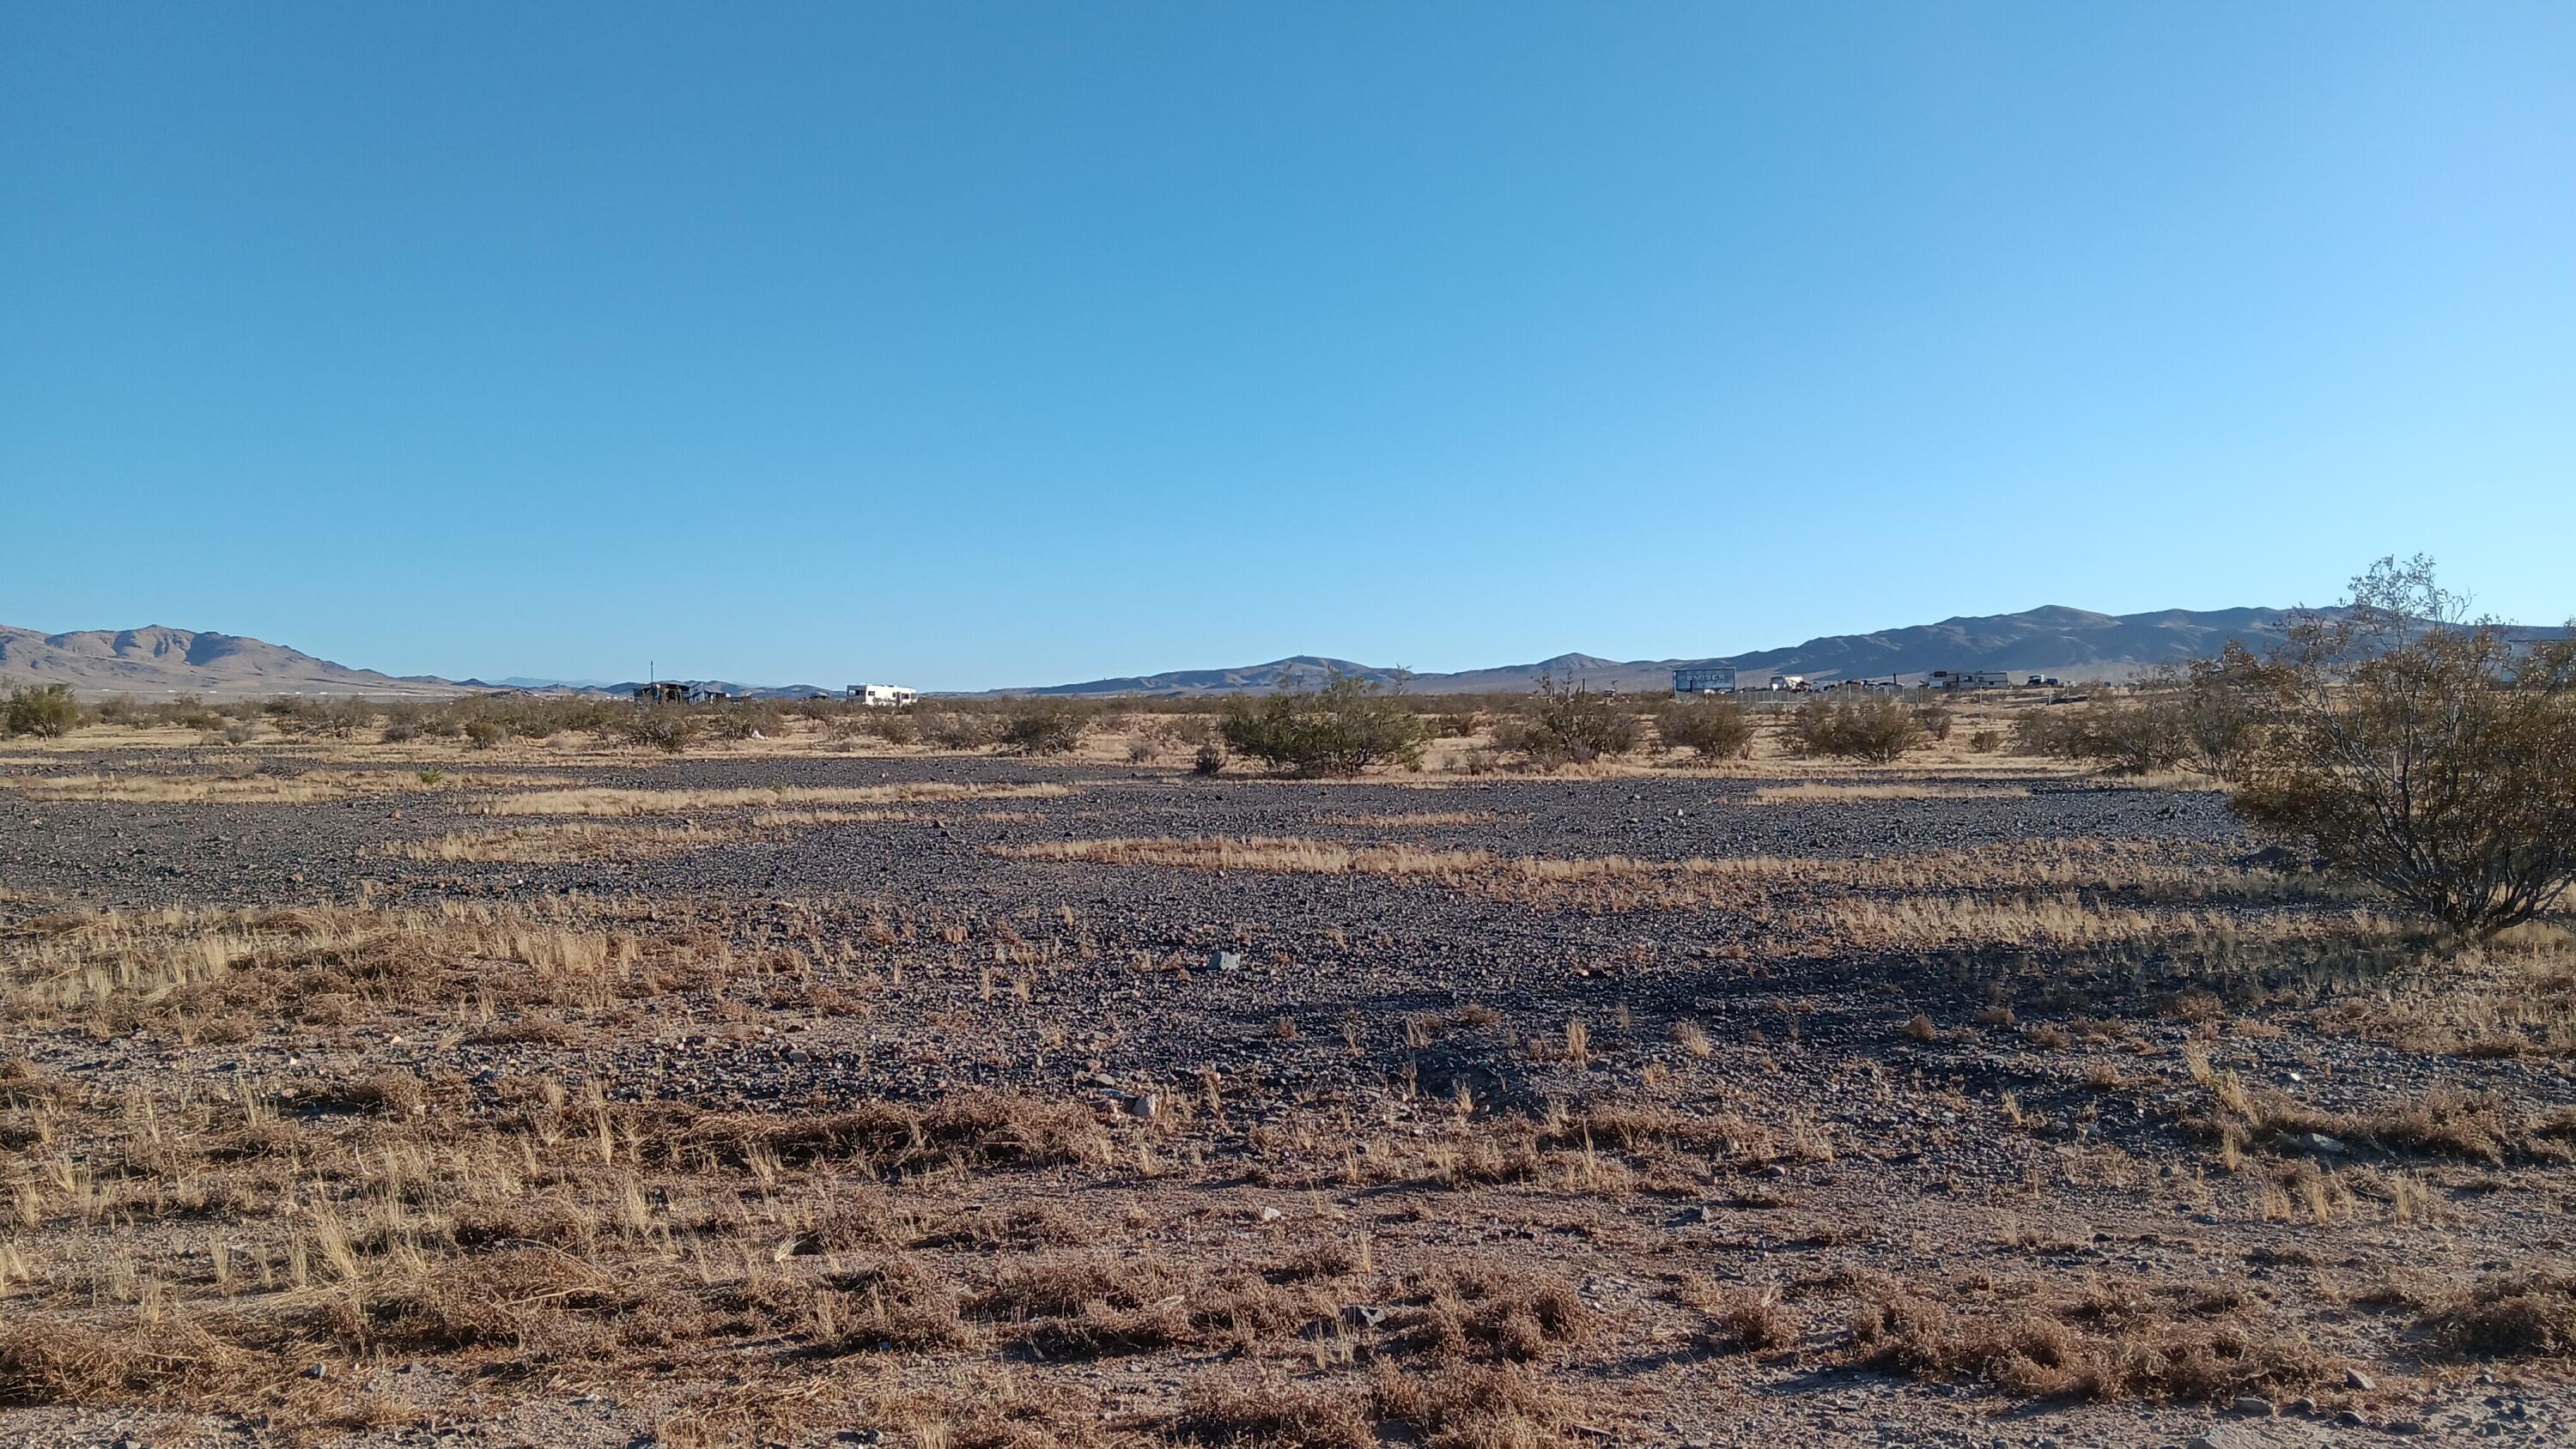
1000 605 2330 695
4 605 2560 701
0 626 463 700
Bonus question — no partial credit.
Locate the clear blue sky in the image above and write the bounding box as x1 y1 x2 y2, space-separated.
4 3 2570 688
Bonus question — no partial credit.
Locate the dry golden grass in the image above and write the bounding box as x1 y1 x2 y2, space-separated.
472 781 1072 816
0 863 2542 1444
1818 896 2403 955
3 742 2549 1439
1314 810 1504 828
996 834 1493 877
1847 1279 2342 1401
992 836 2362 939
2093 768 2231 792
1747 782 2025 803
748 808 939 826
392 822 739 864
0 769 571 804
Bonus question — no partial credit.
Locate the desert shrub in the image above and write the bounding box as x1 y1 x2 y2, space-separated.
220 721 257 745
1496 677 1637 767
1790 695 1923 762
1430 711 1479 739
2155 657 2264 779
262 698 322 736
869 710 919 746
2233 555 2576 940
1912 700 1954 742
461 718 505 749
1193 742 1226 775
1656 697 1753 761
2011 664 2255 777
782 695 843 722
2011 706 2083 759
162 698 223 731
278 699 376 740
3 685 80 738
91 694 140 727
920 711 997 750
618 708 698 754
1219 675 1430 776
703 700 784 742
1967 727 2002 754
497 708 561 741
380 702 430 743
2013 694 2192 774
998 699 1091 755
2075 697 2191 774
461 695 615 742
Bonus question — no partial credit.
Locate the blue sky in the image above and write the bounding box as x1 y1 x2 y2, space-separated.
3 3 2570 689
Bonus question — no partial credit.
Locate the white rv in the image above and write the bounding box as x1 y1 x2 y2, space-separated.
848 684 920 708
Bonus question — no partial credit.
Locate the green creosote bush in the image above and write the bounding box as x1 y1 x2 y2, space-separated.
3 685 80 738
1789 694 1923 763
1656 696 1754 761
1495 676 1637 767
1218 675 1430 776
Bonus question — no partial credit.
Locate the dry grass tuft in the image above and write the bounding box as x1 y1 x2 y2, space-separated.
325 1246 641 1355
1747 782 2025 803
1384 1265 1594 1363
1683 1281 1797 1354
2 769 566 804
1169 1378 1372 1448
0 1315 265 1405
1314 810 1502 828
2423 1272 2576 1358
1370 1361 1576 1449
2190 1077 2573 1166
475 782 1070 816
394 822 738 863
1849 1287 2339 1402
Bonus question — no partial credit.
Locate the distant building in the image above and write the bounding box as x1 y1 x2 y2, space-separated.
1929 670 2014 691
849 683 920 708
632 681 690 704
1671 666 1737 695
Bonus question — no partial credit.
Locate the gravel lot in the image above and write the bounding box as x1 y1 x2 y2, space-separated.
3 744 2570 1447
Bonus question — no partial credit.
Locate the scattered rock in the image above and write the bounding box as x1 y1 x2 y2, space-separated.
2233 1395 2276 1416
2344 1368 2375 1391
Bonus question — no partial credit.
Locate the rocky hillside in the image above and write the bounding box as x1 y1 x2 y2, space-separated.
0 626 459 699
1009 605 2323 695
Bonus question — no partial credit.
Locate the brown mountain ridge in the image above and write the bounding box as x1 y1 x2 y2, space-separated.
0 626 459 700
